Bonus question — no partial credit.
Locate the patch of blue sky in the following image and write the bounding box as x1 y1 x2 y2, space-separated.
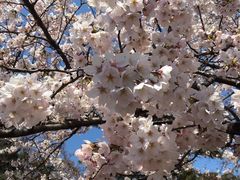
64 127 104 166
194 156 239 176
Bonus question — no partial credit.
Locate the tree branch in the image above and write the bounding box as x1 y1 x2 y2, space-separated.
24 127 79 178
22 0 71 69
0 65 78 74
219 15 224 30
195 71 240 89
197 5 205 32
50 73 83 99
0 118 105 138
225 106 240 122
118 30 123 53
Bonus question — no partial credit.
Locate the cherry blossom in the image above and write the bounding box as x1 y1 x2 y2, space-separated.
0 74 52 128
1 0 240 179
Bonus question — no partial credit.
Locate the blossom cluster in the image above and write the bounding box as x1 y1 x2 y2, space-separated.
43 73 94 120
85 52 173 115
0 0 240 179
75 141 110 177
125 117 179 178
54 84 93 119
0 74 52 128
72 0 240 178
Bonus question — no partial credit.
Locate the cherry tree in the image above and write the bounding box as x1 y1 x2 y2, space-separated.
0 0 240 179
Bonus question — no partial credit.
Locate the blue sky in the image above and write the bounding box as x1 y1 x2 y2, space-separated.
194 156 235 174
64 127 103 165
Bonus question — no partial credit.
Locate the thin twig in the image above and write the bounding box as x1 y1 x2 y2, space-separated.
219 15 224 30
118 30 123 53
23 128 79 178
51 73 83 99
197 6 205 32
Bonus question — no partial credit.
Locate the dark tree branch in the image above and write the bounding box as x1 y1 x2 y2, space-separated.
226 122 240 135
174 149 192 170
22 0 71 69
0 1 23 5
199 61 221 69
91 161 109 180
116 172 147 180
13 51 22 67
0 118 105 138
219 15 224 30
181 149 201 166
154 18 162 32
172 125 196 131
118 30 124 53
186 42 199 54
197 5 205 32
173 149 202 175
0 65 78 74
225 106 240 122
50 72 84 99
195 71 240 89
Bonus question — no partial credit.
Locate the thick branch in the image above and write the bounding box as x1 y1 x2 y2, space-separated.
0 65 77 74
195 71 240 89
0 118 105 138
22 0 71 69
